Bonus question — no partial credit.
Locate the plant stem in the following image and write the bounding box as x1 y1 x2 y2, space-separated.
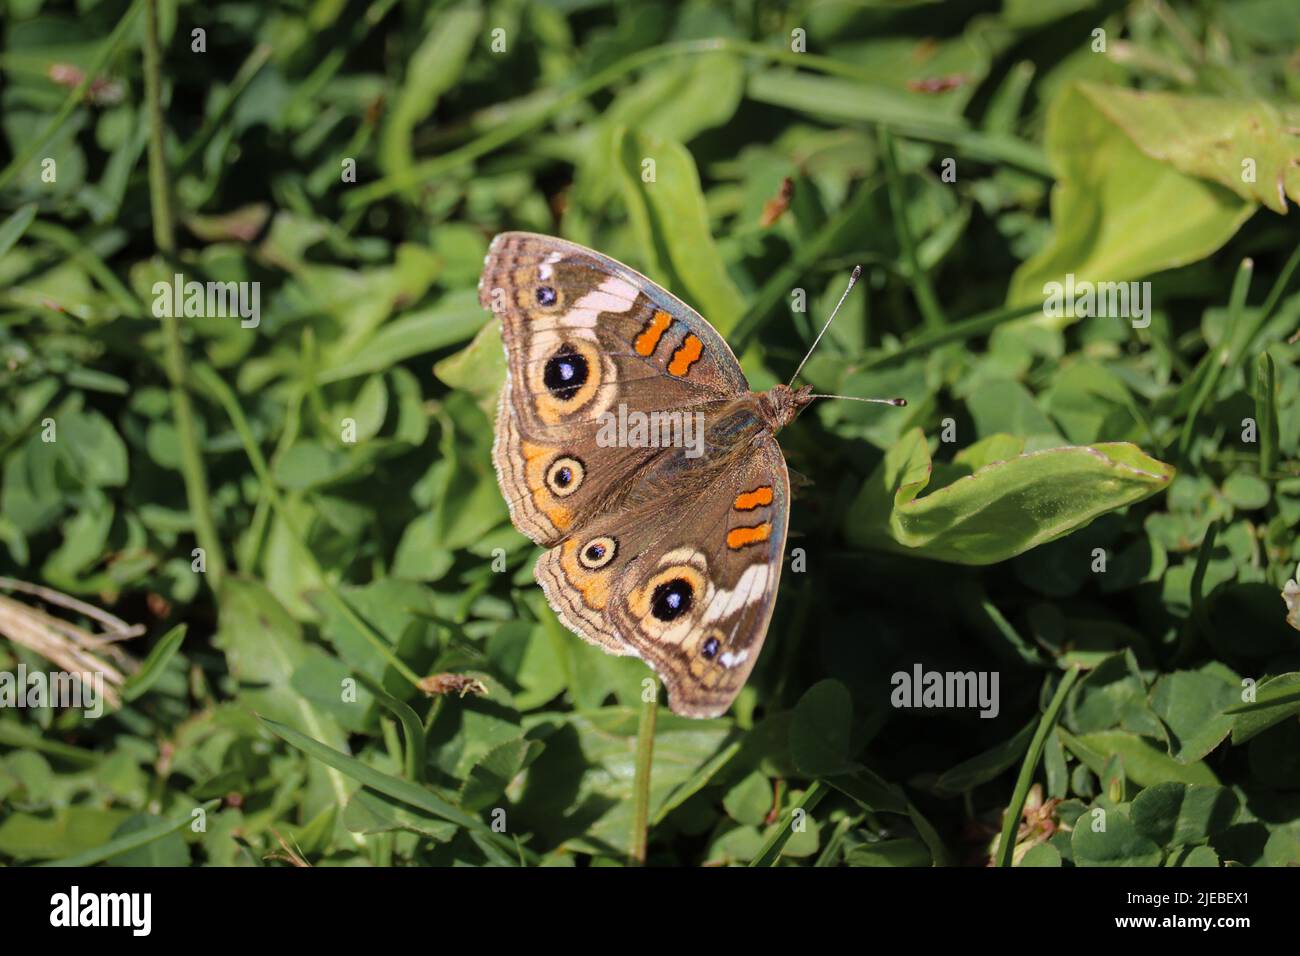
995 666 1080 867
1256 352 1278 475
630 686 659 865
879 127 946 331
143 0 227 592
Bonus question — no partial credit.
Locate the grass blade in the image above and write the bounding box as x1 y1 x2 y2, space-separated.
1255 351 1278 474
352 670 427 783
258 715 532 864
37 801 217 867
0 203 36 259
749 780 827 867
121 623 186 703
995 667 1080 867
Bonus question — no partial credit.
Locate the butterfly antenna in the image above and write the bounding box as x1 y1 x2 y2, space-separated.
808 394 907 406
787 266 907 408
788 265 862 387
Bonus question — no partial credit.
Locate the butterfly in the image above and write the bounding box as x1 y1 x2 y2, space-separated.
479 232 901 718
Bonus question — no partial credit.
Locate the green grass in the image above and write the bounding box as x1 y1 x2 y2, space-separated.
1 0 1299 868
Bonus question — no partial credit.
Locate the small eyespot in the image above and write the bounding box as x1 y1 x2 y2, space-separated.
543 345 588 401
650 578 693 622
579 536 617 570
701 636 720 660
536 286 557 307
546 456 584 497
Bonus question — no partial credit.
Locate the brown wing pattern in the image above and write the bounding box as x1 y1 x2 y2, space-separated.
535 436 790 717
481 232 747 548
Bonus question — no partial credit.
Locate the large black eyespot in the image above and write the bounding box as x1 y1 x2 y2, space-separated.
543 345 588 401
536 286 557 307
701 636 720 660
546 456 584 497
650 578 693 622
579 535 617 570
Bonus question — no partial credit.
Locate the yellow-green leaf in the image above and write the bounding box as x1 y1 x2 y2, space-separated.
614 128 745 333
1008 82 1255 306
848 427 1173 565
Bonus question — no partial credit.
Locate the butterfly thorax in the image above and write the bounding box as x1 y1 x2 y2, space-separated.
756 383 815 433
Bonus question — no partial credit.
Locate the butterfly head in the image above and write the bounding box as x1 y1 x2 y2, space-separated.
759 383 816 432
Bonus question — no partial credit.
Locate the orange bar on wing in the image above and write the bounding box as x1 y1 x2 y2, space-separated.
733 486 774 511
668 334 703 375
634 310 673 356
726 523 771 550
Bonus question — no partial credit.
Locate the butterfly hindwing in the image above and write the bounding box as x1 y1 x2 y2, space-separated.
535 434 790 717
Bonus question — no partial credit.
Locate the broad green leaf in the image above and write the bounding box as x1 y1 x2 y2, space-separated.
1149 666 1239 764
1263 829 1300 867
34 804 213 867
967 380 1061 442
1130 783 1240 847
790 680 853 777
723 771 773 827
1008 82 1255 306
1227 672 1300 744
1059 729 1219 787
845 837 934 867
434 318 507 419
1071 807 1163 866
614 128 744 333
1066 651 1163 738
459 737 543 813
0 807 130 862
103 814 191 867
1081 84 1300 214
1019 843 1063 867
1222 472 1269 510
319 289 487 384
1167 845 1221 867
848 427 1173 564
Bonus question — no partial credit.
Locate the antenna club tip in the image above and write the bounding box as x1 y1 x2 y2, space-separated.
850 264 863 279
891 397 907 407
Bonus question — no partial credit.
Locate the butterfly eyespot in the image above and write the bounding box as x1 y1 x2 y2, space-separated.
543 345 588 401
546 456 584 497
701 635 720 660
579 536 617 569
536 286 557 307
651 578 693 622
